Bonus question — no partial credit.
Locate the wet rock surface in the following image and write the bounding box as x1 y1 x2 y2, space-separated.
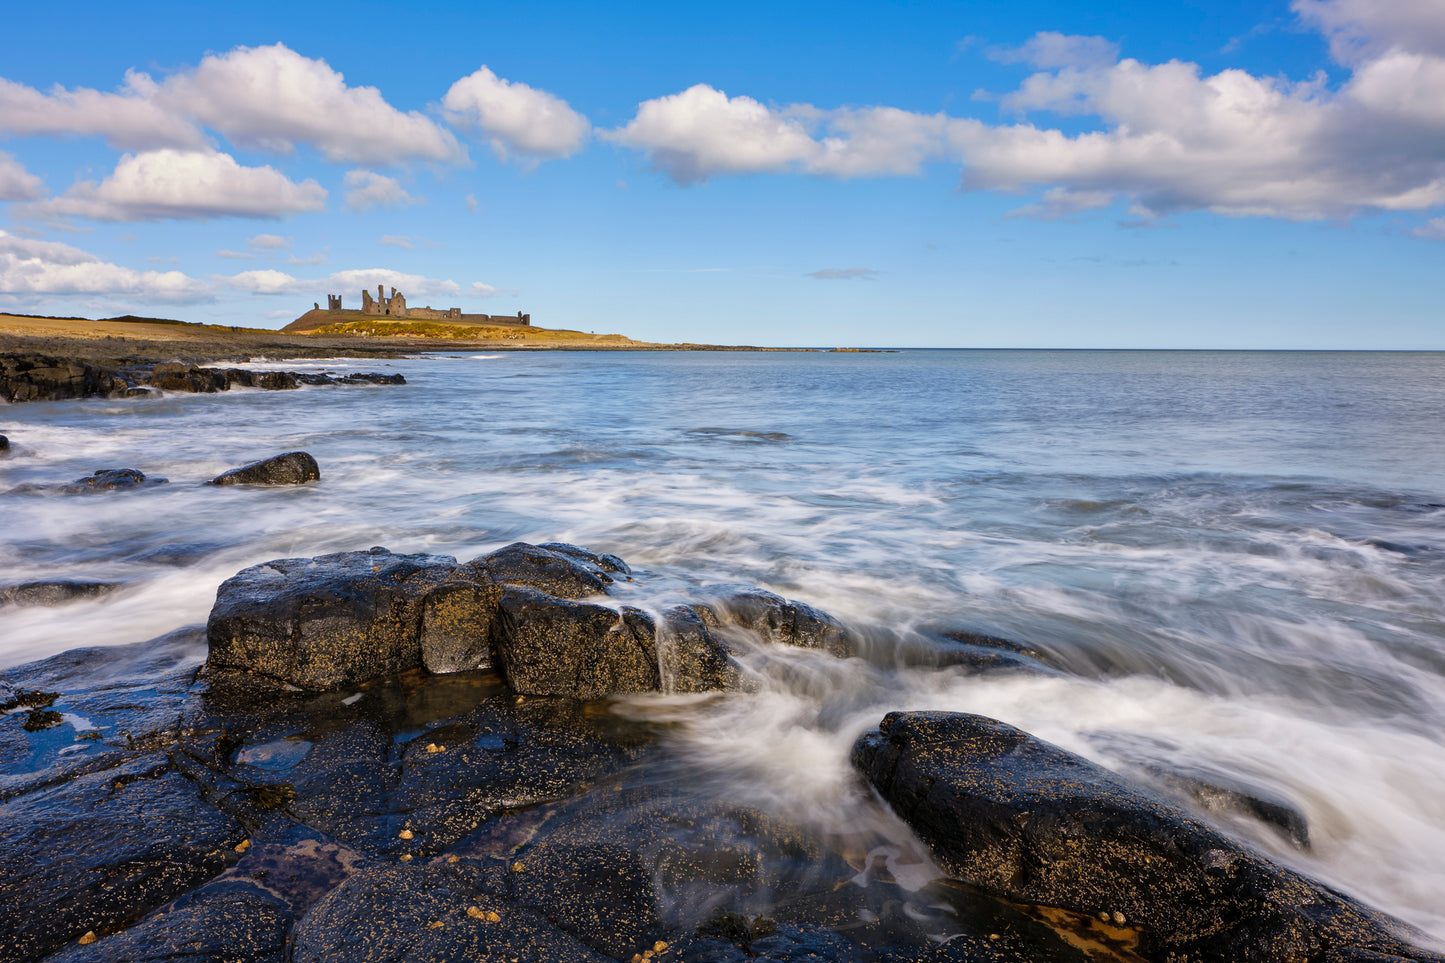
0 580 123 607
851 711 1444 963
205 547 458 690
208 450 321 487
0 352 404 403
4 545 1442 962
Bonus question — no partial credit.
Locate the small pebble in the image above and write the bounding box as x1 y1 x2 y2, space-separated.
234 839 251 853
486 910 501 923
426 743 444 753
427 920 443 930
399 854 413 862
512 861 524 872
631 956 642 963
654 942 669 952
1113 911 1126 924
78 932 97 945
1099 912 1110 922
467 906 485 919
398 829 414 840
447 855 459 864
988 933 999 940
643 952 655 960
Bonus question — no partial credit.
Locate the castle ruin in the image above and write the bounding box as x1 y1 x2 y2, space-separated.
326 287 529 325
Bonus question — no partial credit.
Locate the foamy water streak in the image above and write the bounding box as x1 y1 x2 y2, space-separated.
1 349 1443 941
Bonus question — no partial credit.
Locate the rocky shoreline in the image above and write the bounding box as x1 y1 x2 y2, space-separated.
1 352 405 404
2 540 1441 963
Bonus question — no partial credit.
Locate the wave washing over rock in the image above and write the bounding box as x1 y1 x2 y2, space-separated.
2 349 1445 961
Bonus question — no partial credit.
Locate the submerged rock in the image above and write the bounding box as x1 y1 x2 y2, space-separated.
0 433 8 451
852 710 1444 963
0 579 122 607
208 450 321 486
205 547 458 690
64 468 168 492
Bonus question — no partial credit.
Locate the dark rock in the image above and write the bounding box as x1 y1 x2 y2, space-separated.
656 604 745 693
0 434 8 451
208 451 320 487
677 920 867 962
39 887 291 963
63 468 168 492
145 362 230 393
701 588 853 656
336 372 406 385
419 573 502 674
0 753 246 961
474 541 616 598
0 353 126 402
257 370 298 390
852 711 1444 963
0 580 122 607
539 541 631 576
205 547 457 690
288 863 612 963
493 585 659 698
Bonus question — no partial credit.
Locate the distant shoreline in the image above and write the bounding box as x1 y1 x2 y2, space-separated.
0 313 805 365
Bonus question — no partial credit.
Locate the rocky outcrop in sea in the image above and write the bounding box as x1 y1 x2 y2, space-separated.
0 353 404 403
1 543 1440 963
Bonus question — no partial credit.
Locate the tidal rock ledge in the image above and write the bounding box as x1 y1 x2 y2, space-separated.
205 542 852 699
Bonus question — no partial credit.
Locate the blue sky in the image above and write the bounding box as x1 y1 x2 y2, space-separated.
1 0 1442 348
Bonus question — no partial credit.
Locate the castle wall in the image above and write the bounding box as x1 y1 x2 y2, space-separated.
328 290 528 326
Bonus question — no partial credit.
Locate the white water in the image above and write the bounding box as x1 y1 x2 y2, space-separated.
2 349 1442 941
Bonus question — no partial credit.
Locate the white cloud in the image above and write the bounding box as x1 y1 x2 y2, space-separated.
0 229 209 301
227 267 465 300
1006 187 1117 220
149 44 462 164
465 193 480 213
807 267 878 280
380 234 414 249
287 252 329 266
247 233 292 249
606 84 820 183
0 45 461 165
0 75 207 151
1413 215 1445 239
1294 0 1445 61
442 66 589 160
19 149 327 222
216 249 253 259
989 32 1121 69
344 170 421 212
0 151 45 201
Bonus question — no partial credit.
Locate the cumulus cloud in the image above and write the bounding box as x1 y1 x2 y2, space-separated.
0 75 207 151
443 66 589 160
19 149 327 222
145 44 462 164
247 233 292 249
606 85 820 183
807 267 878 280
1293 0 1445 61
344 170 421 212
226 267 464 300
601 12 1445 229
0 229 209 301
0 44 461 164
0 151 45 201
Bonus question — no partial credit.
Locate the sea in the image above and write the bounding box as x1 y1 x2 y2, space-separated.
2 348 1443 943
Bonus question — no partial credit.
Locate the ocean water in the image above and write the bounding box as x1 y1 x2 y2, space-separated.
2 348 1443 942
